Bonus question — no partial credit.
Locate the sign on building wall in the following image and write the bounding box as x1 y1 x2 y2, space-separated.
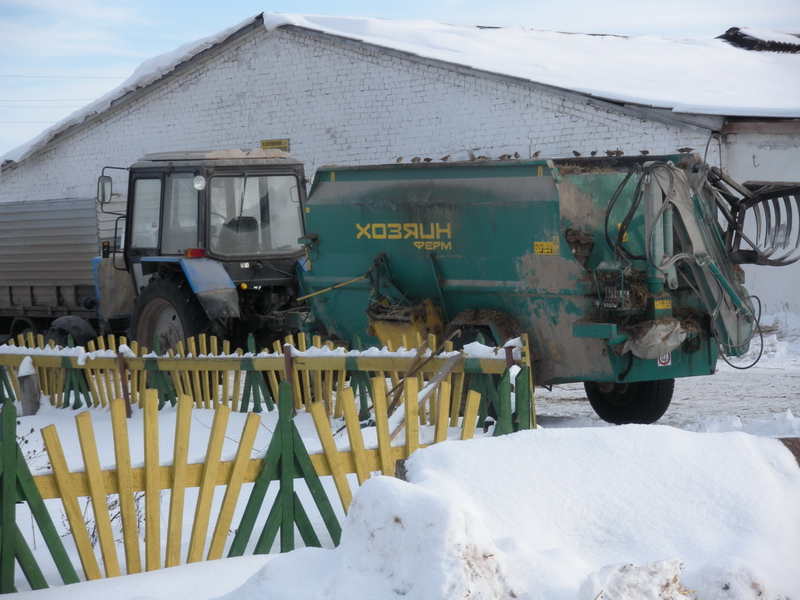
261 139 290 152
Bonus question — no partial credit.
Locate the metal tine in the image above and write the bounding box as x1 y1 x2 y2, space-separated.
767 195 800 263
763 201 773 251
768 197 782 252
792 194 800 254
753 203 763 250
779 195 793 249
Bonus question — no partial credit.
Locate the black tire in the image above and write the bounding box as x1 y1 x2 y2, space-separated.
44 316 98 348
584 379 674 425
129 276 210 351
10 317 45 339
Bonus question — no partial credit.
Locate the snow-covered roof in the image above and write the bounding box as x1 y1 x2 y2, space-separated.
3 13 800 167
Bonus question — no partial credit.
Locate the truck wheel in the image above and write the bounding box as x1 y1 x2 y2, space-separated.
45 316 98 348
130 277 209 351
584 379 674 425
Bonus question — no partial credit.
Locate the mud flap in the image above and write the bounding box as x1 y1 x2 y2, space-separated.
179 258 241 320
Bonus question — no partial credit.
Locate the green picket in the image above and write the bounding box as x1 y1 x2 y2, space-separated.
493 370 513 437
229 380 341 557
515 367 532 430
13 447 79 585
278 384 294 553
290 427 342 545
1 402 17 593
0 369 14 403
227 426 282 557
239 335 274 413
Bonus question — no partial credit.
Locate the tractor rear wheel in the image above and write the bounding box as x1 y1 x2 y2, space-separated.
129 276 210 351
584 379 674 425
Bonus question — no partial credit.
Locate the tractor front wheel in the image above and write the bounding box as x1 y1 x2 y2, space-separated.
584 379 674 425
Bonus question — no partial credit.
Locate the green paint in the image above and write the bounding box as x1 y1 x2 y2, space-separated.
1 402 17 593
230 381 341 557
493 370 513 437
0 403 78 592
0 369 14 404
573 323 621 339
515 367 532 430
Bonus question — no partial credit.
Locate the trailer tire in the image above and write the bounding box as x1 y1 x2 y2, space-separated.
44 316 97 348
130 276 210 351
10 317 45 339
584 379 674 425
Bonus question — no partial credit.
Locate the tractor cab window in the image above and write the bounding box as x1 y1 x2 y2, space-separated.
130 178 162 248
161 173 199 254
208 174 303 256
129 172 199 254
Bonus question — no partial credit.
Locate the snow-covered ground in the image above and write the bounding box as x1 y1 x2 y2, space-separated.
7 315 800 600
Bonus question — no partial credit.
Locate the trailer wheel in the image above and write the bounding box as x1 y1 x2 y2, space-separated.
45 316 97 348
584 379 674 425
130 277 209 351
10 317 45 340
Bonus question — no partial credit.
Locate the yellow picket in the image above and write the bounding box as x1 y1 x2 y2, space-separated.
221 339 231 408
165 395 194 568
175 341 193 400
40 424 103 581
143 390 161 571
434 381 451 444
187 403 230 563
340 387 371 485
210 336 220 407
197 335 210 409
371 377 394 476
310 400 353 513
109 398 142 574
231 348 243 412
460 390 481 440
75 412 121 577
404 377 419 455
207 411 261 560
187 338 203 409
298 333 313 409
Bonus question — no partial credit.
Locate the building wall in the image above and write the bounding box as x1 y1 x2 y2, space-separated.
722 132 800 314
0 26 716 206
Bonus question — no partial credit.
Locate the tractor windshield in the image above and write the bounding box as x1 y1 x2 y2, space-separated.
208 173 303 256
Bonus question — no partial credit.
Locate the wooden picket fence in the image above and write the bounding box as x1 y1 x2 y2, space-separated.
0 331 535 426
0 334 535 592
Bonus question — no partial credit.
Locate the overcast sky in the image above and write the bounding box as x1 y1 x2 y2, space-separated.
1 0 799 157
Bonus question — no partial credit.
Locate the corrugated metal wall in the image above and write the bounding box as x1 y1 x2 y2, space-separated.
0 197 99 287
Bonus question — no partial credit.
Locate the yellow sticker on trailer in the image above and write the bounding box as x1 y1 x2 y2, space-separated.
534 242 557 255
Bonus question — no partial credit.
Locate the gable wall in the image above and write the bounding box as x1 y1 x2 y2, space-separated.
0 26 716 206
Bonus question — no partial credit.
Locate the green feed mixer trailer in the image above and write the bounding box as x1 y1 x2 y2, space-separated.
298 154 800 424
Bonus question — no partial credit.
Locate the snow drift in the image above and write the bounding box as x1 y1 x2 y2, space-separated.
220 425 800 600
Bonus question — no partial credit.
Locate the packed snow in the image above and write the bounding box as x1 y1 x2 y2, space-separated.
3 13 799 167
5 316 800 600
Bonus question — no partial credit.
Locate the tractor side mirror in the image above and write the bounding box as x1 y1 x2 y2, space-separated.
97 175 112 204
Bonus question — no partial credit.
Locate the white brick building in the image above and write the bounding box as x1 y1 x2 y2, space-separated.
1 14 799 310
